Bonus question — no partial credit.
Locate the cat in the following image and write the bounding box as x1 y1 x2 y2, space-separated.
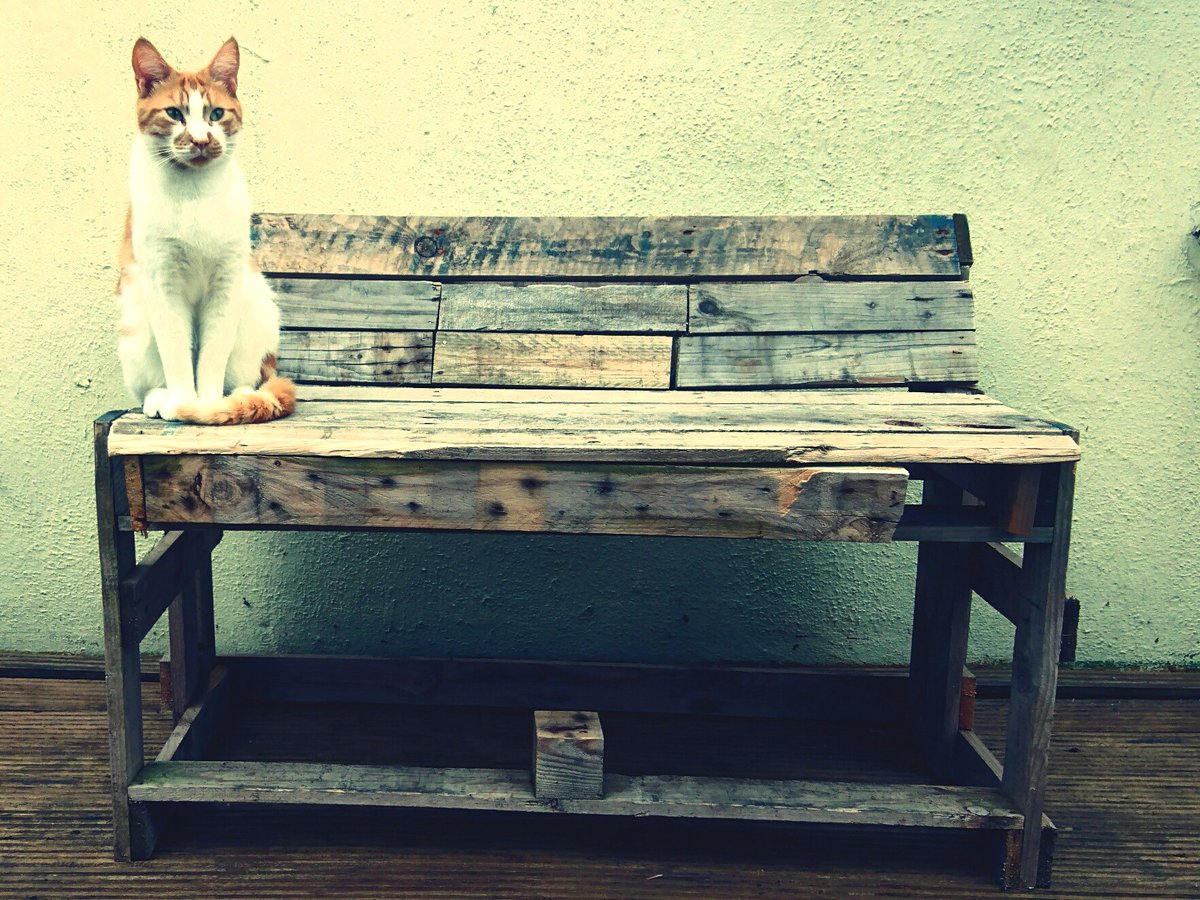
116 36 294 425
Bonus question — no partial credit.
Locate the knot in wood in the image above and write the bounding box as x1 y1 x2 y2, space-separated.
197 470 247 510
413 235 440 259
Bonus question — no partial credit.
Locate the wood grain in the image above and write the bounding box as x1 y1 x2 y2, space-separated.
689 279 974 333
433 332 672 388
251 214 963 278
439 282 686 333
534 711 605 800
137 457 908 541
107 416 1081 466
278 330 433 384
271 279 439 330
675 331 978 388
128 760 1023 829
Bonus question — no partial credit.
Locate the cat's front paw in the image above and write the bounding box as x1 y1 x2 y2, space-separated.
142 388 192 421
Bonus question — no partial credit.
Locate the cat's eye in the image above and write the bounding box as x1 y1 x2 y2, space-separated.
164 107 185 123
209 108 225 122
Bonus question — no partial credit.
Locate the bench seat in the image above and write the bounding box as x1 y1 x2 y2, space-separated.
108 386 1079 464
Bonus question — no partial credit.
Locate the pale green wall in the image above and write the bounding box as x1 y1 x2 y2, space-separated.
1 1 1197 666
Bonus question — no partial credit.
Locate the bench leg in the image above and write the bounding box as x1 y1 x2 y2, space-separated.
1001 462 1075 888
96 414 158 861
908 473 972 778
167 533 219 721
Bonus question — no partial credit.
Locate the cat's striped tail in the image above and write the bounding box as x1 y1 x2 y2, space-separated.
174 355 296 425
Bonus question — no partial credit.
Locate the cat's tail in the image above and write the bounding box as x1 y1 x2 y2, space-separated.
175 356 296 425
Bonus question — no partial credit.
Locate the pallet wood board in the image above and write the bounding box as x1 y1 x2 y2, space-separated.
136 457 908 541
676 331 978 388
278 330 434 384
432 332 673 388
271 279 440 330
250 214 963 279
267 398 1060 436
688 279 975 333
128 760 1023 829
108 420 1080 468
439 283 687 333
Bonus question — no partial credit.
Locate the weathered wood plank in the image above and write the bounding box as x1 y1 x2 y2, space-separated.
156 666 232 763
268 400 1059 439
676 332 978 388
293 385 998 405
689 279 974 333
128 761 1023 829
95 412 158 861
277 330 433 384
123 530 222 644
271 279 440 330
969 542 1021 625
433 332 672 388
220 655 920 721
137 457 907 541
533 711 605 800
439 283 686 333
107 417 1081 466
1003 462 1076 887
251 214 963 278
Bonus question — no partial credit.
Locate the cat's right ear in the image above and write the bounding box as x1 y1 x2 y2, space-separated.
132 38 172 98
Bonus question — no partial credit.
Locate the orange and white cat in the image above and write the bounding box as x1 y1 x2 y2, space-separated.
116 36 294 425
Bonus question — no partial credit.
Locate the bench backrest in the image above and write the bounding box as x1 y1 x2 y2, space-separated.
254 214 975 390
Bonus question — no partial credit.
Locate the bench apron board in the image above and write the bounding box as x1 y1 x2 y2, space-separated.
96 214 1078 889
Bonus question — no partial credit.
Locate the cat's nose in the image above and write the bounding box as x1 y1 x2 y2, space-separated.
192 134 211 147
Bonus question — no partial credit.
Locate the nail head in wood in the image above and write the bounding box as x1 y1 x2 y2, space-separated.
533 710 604 800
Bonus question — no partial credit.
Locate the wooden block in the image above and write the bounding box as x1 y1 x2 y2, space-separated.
270 278 439 330
533 710 605 800
433 332 672 388
675 331 978 388
439 282 687 333
689 279 974 334
278 330 433 384
251 213 964 279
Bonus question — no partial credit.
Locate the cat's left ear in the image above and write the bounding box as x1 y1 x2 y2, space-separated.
206 37 240 96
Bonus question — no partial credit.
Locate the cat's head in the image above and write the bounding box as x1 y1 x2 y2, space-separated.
132 37 242 171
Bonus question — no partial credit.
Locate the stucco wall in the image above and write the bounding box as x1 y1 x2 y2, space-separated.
1 1 1197 665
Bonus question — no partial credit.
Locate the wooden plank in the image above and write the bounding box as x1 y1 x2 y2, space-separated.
675 332 978 388
262 398 1061 437
138 457 907 541
533 711 605 800
433 332 672 388
278 330 433 384
1005 466 1041 535
109 427 1081 466
294 385 999 405
124 530 222 644
222 655 920 722
156 666 231 763
251 214 964 279
1003 462 1076 887
909 474 972 779
970 542 1021 625
94 412 158 861
128 761 1023 829
439 283 686 333
689 279 974 334
271 278 439 330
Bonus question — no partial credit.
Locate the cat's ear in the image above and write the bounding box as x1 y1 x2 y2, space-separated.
132 38 172 98
206 37 240 96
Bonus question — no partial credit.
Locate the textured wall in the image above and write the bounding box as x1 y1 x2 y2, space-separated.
1 1 1197 665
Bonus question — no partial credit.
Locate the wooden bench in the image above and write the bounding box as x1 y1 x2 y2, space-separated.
95 214 1079 889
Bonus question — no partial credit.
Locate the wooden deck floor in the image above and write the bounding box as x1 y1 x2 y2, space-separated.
2 657 1198 898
